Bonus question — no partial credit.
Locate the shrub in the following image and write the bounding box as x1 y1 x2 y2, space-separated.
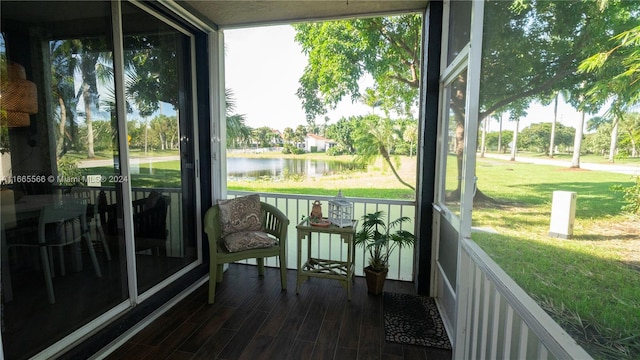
611 177 640 215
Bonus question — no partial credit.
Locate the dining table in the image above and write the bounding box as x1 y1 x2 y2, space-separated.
1 192 86 302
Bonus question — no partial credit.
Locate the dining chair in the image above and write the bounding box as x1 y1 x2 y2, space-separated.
91 202 111 261
37 199 103 303
70 187 111 261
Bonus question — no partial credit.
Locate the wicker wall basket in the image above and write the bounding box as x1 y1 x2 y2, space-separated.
1 62 38 127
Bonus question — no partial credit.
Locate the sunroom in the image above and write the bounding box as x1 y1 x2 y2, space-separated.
2 0 625 358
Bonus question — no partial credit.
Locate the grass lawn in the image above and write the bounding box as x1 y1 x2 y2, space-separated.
472 157 640 359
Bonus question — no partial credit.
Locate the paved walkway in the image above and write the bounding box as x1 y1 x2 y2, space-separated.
78 155 179 168
482 153 640 176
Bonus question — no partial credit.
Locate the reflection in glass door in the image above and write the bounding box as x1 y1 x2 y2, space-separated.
120 2 197 294
1 1 200 358
1 1 128 358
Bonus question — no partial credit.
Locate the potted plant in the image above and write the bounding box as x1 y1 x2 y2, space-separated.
355 210 415 295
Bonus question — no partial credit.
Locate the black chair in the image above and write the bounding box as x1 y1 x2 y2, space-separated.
132 194 170 256
99 191 170 256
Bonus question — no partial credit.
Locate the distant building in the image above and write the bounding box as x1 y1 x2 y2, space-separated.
305 133 336 152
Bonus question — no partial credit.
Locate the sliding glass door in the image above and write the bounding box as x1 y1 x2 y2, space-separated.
120 1 198 296
0 1 201 358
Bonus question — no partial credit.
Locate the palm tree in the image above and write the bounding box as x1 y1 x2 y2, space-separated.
402 122 418 158
539 90 570 158
354 115 415 191
225 89 251 148
50 39 79 158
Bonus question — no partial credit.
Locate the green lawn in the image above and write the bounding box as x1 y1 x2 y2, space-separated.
472 157 640 359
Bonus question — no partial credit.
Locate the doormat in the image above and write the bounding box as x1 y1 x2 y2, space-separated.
383 292 452 349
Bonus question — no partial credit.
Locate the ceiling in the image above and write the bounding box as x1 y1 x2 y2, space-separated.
178 0 428 29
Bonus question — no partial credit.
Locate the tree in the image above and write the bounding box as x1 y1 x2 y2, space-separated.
354 115 415 191
326 117 359 154
620 112 640 157
540 90 570 158
294 125 307 147
479 1 638 169
149 114 178 150
588 114 618 161
362 88 383 115
293 3 639 197
225 89 251 148
485 130 513 153
402 121 418 158
282 127 295 145
253 127 275 148
78 47 101 158
580 24 640 109
293 14 422 121
519 122 575 154
50 40 80 158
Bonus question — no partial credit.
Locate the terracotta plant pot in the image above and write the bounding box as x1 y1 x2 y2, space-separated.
364 266 388 295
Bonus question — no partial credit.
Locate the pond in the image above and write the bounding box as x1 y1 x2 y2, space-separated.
227 157 361 180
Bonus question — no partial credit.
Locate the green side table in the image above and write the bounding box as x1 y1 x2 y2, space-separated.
296 219 357 300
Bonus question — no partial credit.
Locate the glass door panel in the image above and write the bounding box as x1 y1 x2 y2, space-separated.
1 1 128 358
442 72 467 217
120 2 197 294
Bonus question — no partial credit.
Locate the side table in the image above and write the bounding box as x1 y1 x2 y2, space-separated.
296 219 357 300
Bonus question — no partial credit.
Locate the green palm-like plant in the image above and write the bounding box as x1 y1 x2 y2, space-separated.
355 210 415 273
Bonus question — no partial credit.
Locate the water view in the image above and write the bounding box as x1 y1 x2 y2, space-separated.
227 157 361 180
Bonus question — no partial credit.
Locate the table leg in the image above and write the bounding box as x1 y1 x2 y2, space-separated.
296 232 303 294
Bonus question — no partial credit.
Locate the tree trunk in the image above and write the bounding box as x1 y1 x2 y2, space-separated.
498 114 503 153
160 133 167 150
510 119 519 161
549 95 558 158
57 96 67 158
608 120 618 163
480 119 487 158
380 145 415 191
83 83 95 158
144 119 148 154
571 112 585 168
627 129 637 157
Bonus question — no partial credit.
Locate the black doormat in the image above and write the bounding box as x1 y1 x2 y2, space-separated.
383 292 452 349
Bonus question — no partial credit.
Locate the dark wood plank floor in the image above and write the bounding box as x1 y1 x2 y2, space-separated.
106 264 453 360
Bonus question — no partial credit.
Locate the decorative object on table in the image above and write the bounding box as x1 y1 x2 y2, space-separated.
328 190 353 227
310 200 323 220
355 210 415 295
383 292 451 349
305 200 331 226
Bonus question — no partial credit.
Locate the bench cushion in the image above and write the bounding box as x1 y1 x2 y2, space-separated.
222 231 277 252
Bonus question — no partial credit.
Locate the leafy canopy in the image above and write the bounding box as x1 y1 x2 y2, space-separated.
293 14 422 121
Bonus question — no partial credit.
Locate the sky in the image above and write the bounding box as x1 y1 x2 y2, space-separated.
223 25 595 134
224 25 374 132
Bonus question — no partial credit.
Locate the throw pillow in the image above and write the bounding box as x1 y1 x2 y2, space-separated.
218 194 262 237
223 231 277 252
